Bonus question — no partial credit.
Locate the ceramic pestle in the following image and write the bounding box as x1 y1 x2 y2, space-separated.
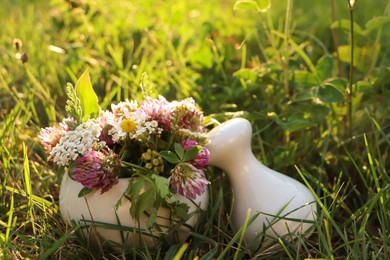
206 118 316 244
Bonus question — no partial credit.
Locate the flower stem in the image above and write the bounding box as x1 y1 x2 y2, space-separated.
283 0 293 97
330 0 342 77
121 161 155 175
347 0 355 138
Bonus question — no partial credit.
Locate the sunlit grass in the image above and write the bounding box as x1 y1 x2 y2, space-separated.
1 0 389 259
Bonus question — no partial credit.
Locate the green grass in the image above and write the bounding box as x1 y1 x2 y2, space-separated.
1 0 389 259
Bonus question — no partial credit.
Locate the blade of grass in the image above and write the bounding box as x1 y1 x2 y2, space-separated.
164 244 180 260
295 166 350 248
271 30 320 83
324 218 335 260
5 195 14 244
358 185 389 236
23 142 36 235
4 186 57 209
189 231 219 260
364 134 383 204
234 208 251 260
277 238 294 260
39 224 80 259
217 210 259 260
173 242 188 260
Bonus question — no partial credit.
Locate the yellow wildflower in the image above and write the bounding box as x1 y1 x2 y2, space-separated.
120 119 136 133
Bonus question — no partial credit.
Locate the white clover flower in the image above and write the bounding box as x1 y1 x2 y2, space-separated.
97 110 115 126
111 99 138 119
131 109 149 125
178 128 206 138
144 120 161 134
50 120 102 166
133 120 162 140
132 110 162 140
170 97 197 112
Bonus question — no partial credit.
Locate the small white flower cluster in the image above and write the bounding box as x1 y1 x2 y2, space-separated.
50 121 102 166
132 110 162 140
111 99 138 118
97 110 115 127
133 119 161 141
109 124 126 142
171 97 197 112
178 128 207 141
109 105 162 142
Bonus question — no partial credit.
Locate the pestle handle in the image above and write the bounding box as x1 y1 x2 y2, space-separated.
207 118 316 244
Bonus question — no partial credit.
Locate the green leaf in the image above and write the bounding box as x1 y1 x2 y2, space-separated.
174 143 184 159
337 45 379 72
233 68 258 82
292 70 319 89
131 187 154 219
294 90 315 102
273 142 298 168
317 83 345 103
75 69 100 121
187 44 213 69
130 178 145 199
234 0 258 11
331 19 363 35
268 112 313 132
282 118 313 132
174 203 190 220
151 174 170 198
316 55 334 82
146 207 158 229
233 0 271 12
138 188 154 215
183 146 201 162
256 0 271 11
325 78 348 92
159 151 181 164
167 195 178 204
78 187 93 197
304 103 331 122
125 178 145 218
364 16 390 35
356 80 372 92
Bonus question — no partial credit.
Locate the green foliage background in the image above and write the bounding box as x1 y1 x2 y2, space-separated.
0 0 389 259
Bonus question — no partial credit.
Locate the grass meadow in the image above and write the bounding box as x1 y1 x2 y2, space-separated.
1 0 389 259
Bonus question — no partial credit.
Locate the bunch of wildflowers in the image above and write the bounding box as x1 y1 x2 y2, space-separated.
39 71 210 209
